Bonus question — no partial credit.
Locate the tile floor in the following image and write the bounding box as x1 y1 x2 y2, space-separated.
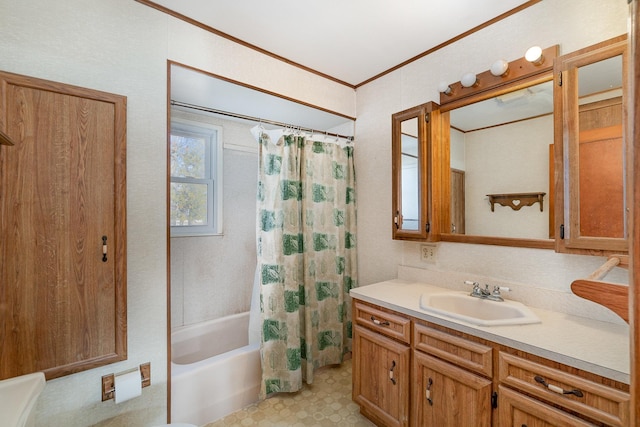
202 359 376 427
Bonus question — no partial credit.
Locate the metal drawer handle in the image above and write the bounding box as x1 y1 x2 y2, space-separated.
389 360 396 385
534 375 584 397
371 316 390 326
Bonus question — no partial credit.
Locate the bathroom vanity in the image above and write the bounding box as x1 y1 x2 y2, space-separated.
350 280 630 427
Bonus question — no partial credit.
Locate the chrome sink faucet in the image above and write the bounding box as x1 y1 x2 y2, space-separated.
466 281 490 298
465 280 510 301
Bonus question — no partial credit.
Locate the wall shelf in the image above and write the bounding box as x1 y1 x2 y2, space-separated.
487 192 545 212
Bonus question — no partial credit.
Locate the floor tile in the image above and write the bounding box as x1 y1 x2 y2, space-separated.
203 359 375 427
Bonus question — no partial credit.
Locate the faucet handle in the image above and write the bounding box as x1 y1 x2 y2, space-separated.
487 285 510 301
465 281 484 298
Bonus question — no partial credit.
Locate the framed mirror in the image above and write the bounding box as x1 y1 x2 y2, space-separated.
392 105 429 240
392 102 447 241
438 50 557 249
554 35 628 254
447 79 554 242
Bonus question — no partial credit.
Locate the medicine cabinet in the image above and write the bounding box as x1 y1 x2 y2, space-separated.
392 46 558 248
554 35 628 255
391 102 448 241
392 36 629 256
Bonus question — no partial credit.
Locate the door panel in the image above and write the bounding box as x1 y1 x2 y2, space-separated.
0 71 126 379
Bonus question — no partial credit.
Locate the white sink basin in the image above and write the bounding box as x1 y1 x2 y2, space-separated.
419 292 540 326
0 372 46 427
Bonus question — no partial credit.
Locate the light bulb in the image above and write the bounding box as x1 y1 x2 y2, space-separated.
438 81 452 95
460 73 478 88
525 46 544 64
490 59 509 77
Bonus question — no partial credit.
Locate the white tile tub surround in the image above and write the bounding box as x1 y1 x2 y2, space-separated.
170 111 259 329
399 242 629 325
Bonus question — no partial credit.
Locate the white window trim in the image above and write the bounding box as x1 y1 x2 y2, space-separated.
170 117 224 237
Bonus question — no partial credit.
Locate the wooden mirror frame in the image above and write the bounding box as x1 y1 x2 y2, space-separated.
392 102 448 242
554 35 628 255
438 46 558 249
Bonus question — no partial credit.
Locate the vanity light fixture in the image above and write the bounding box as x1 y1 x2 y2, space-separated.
460 72 478 88
490 59 509 77
437 81 453 95
525 46 544 65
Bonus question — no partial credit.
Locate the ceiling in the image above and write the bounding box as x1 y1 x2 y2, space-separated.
157 0 537 134
156 1 620 136
150 0 533 86
170 64 357 133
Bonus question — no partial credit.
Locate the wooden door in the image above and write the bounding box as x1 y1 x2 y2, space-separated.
412 351 492 427
353 325 410 427
0 71 127 380
450 169 465 234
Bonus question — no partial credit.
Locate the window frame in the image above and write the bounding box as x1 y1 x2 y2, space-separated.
170 118 223 237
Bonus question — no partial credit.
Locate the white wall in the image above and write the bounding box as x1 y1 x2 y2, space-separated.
0 0 355 425
355 0 629 292
465 115 552 239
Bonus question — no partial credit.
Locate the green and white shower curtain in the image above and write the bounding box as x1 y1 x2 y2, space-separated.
256 131 357 398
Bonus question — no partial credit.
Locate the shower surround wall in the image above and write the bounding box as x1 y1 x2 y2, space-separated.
171 110 258 328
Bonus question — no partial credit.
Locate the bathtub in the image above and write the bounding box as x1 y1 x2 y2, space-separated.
171 312 261 425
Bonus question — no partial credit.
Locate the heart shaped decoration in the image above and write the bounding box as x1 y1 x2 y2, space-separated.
512 199 521 206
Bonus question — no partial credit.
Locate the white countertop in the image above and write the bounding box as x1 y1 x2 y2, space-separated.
350 279 630 384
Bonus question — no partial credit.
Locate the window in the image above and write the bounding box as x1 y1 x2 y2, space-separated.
170 118 223 236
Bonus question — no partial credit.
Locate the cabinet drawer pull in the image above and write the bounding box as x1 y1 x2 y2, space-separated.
426 377 433 406
102 235 108 262
534 375 584 397
371 316 390 326
389 360 396 385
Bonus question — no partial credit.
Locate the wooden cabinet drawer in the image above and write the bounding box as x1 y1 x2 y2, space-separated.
413 322 492 377
354 301 411 344
499 352 630 427
499 385 597 427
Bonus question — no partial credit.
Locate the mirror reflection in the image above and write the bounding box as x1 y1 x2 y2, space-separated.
400 117 419 230
448 80 554 240
574 54 624 239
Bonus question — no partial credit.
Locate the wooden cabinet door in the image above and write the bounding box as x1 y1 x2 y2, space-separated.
412 351 492 427
353 325 410 427
0 71 126 380
392 102 448 242
554 36 628 254
499 386 597 427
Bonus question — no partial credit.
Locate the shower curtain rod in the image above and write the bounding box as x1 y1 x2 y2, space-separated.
170 100 354 141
